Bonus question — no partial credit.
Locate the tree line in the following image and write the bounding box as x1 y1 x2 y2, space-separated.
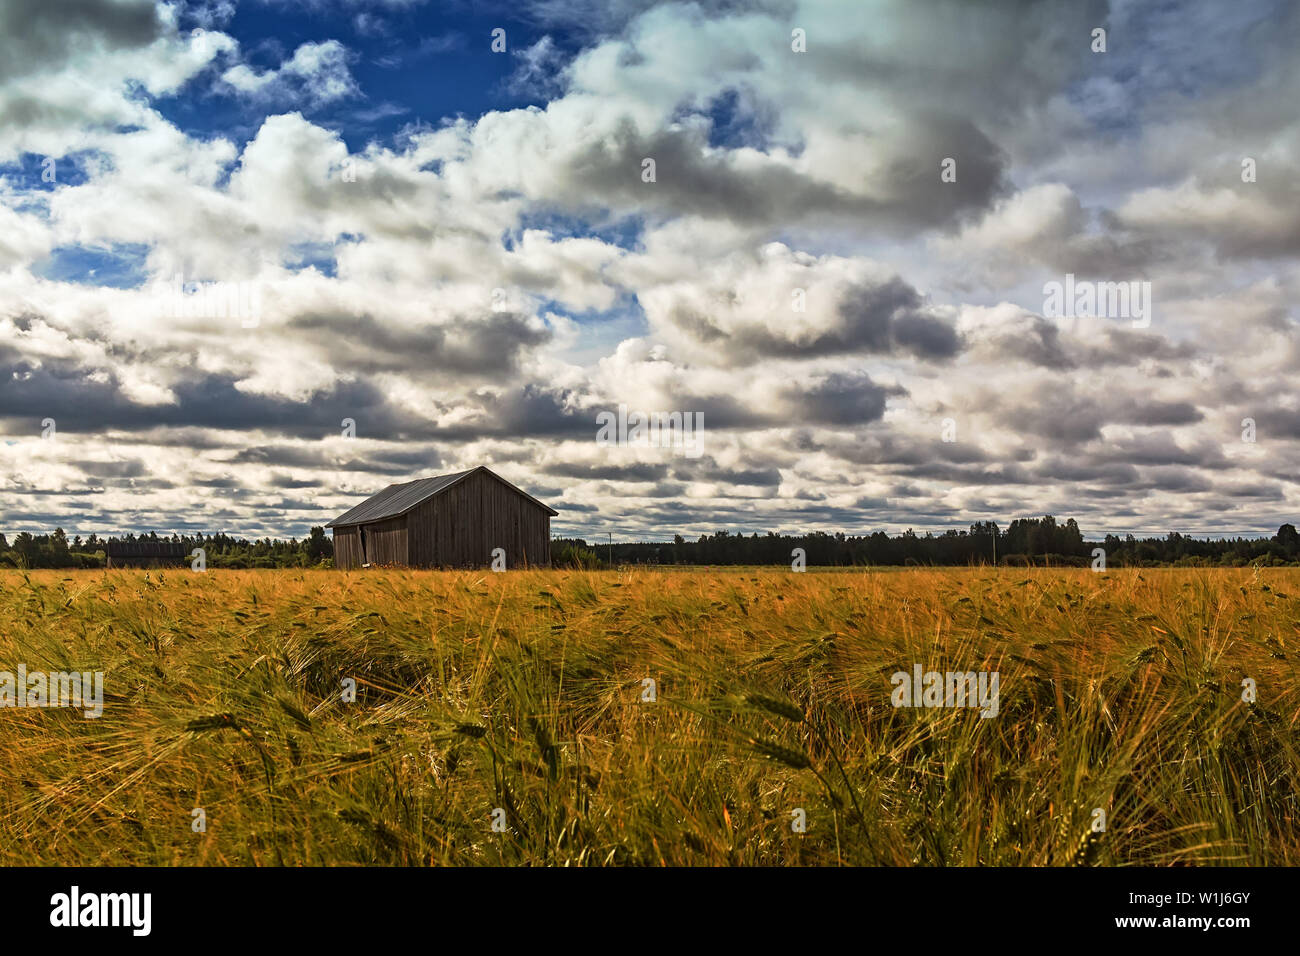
2 515 1298 569
555 516 1300 568
0 528 334 569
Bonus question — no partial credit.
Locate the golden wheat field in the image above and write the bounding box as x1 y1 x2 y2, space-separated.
0 566 1296 866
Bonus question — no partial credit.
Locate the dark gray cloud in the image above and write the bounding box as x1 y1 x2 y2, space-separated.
987 384 1209 452
1080 328 1199 367
0 344 438 440
789 371 891 426
668 276 961 363
288 310 551 376
974 315 1073 369
560 115 1008 232
543 460 669 482
0 0 161 82
672 460 782 487
788 429 1002 468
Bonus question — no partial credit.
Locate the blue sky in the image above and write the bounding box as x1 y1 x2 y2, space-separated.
160 1 564 149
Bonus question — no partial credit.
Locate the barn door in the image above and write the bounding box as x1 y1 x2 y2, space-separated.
360 526 369 565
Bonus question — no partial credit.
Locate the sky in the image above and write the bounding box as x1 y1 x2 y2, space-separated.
1 0 1298 542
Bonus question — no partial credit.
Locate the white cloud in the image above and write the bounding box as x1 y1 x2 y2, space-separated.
220 39 359 106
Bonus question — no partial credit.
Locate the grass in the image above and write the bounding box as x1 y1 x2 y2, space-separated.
0 565 1296 866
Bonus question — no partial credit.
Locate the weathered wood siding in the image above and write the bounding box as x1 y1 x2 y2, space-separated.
332 515 409 569
333 526 362 569
406 469 551 568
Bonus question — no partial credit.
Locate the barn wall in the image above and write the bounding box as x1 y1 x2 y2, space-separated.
332 526 362 569
406 470 551 568
361 515 409 566
332 516 409 568
406 495 439 567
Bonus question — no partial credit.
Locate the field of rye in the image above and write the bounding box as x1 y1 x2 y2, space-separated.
0 566 1297 866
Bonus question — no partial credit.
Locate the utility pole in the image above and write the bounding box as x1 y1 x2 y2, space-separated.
608 531 614 567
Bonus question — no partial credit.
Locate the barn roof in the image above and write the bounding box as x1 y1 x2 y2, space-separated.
326 466 558 527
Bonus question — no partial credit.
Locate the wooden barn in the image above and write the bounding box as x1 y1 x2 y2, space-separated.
326 466 557 570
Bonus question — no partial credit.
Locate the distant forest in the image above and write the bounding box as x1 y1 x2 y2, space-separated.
2 515 1294 569
0 528 334 569
554 516 1300 568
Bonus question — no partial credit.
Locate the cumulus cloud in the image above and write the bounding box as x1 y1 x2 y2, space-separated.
220 40 359 106
0 0 163 82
